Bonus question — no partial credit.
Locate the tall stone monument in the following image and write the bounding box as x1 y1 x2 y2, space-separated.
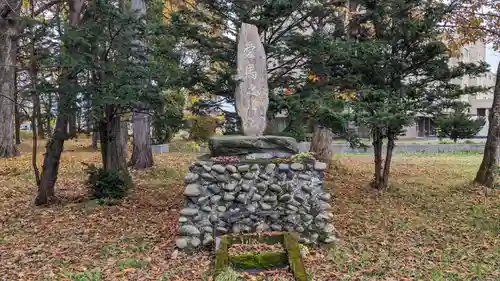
235 23 269 136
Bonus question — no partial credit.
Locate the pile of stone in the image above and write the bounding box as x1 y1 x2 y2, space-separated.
175 136 336 250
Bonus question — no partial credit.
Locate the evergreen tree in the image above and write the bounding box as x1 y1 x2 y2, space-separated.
435 104 486 143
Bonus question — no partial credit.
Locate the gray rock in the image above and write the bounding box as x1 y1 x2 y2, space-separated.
279 194 291 202
270 224 282 231
210 215 218 223
315 213 329 221
319 193 331 201
223 183 236 191
236 194 248 204
202 164 212 172
207 184 220 194
295 226 305 232
180 208 198 216
294 194 305 203
298 174 311 180
178 216 188 223
232 224 241 233
255 222 269 232
216 227 228 233
201 173 215 181
319 202 332 210
215 174 229 183
278 164 290 171
324 236 336 244
256 182 267 191
247 204 256 213
243 172 255 180
208 136 299 156
269 184 282 193
238 165 250 172
250 164 260 171
176 238 188 249
259 173 270 180
231 173 242 180
260 202 272 210
226 165 238 173
241 184 251 192
290 163 304 171
289 200 301 207
180 225 200 236
201 206 212 212
251 194 262 201
210 195 222 204
286 204 299 212
212 164 226 173
324 223 336 233
191 238 201 247
198 196 209 205
184 184 201 197
263 195 277 202
310 233 319 242
184 173 199 184
217 206 227 212
223 193 235 201
302 214 313 222
314 161 327 171
203 234 214 245
301 185 312 194
265 163 276 174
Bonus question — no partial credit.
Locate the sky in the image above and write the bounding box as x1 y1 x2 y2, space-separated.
485 45 499 73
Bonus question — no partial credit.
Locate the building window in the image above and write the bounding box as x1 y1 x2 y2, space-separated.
477 108 486 117
463 48 469 57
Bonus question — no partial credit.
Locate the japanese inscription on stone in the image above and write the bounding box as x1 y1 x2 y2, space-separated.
235 23 269 136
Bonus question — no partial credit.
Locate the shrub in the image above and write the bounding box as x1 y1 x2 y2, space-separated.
435 106 486 143
83 163 132 200
188 115 220 142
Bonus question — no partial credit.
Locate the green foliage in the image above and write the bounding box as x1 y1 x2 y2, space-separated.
152 90 186 144
189 115 219 142
214 267 239 281
83 163 131 200
436 106 486 142
62 271 101 281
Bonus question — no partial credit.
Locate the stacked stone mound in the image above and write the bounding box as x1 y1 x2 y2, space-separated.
176 159 337 250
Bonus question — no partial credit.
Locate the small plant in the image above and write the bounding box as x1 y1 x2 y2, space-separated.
290 152 315 162
83 163 132 200
215 267 240 281
62 271 101 281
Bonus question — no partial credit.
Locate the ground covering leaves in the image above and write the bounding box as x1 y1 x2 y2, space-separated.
0 141 498 280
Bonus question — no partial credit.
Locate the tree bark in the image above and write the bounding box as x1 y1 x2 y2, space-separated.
100 106 128 174
380 132 395 190
91 130 99 151
309 125 334 165
121 120 128 161
36 0 85 205
14 72 21 145
130 112 153 169
0 0 20 158
371 130 383 189
474 61 500 188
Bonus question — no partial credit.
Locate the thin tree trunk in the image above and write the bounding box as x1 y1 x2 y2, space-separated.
381 133 395 190
121 120 128 161
14 71 21 145
309 125 334 165
36 0 85 205
46 94 53 136
101 106 128 174
0 0 20 158
371 130 383 189
91 130 99 151
131 112 153 169
474 61 500 188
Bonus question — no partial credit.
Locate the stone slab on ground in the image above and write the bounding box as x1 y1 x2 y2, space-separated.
209 135 299 156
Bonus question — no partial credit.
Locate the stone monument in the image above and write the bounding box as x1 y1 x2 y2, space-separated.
174 23 336 251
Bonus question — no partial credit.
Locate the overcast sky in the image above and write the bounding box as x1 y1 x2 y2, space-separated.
485 45 499 73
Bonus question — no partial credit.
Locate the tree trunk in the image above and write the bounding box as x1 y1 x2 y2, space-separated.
380 133 395 190
36 0 85 205
14 73 21 145
46 93 53 136
121 120 128 161
0 0 20 158
371 130 384 189
474 61 500 188
101 106 128 174
34 95 45 139
310 125 334 165
130 112 153 169
91 131 99 151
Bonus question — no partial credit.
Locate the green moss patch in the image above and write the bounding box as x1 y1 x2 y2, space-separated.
230 251 288 270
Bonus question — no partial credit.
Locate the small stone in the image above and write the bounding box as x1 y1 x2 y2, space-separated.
302 214 313 222
232 224 241 233
223 183 236 191
223 193 235 201
269 184 282 193
211 195 222 204
180 225 200 236
171 249 179 259
241 184 251 192
217 206 227 212
198 196 209 205
319 202 332 210
208 184 220 194
301 185 312 194
180 208 198 216
236 194 247 204
256 182 267 192
265 163 276 174
242 225 251 232
247 204 256 213
270 224 282 231
212 164 226 173
259 173 270 180
314 161 327 171
255 222 269 232
226 165 238 173
202 165 212 172
231 173 242 180
184 173 199 184
176 238 188 249
201 206 212 212
278 163 290 171
279 194 291 202
324 236 336 244
315 213 329 221
324 223 336 233
203 234 214 245
178 216 188 223
263 195 277 202
250 164 260 171
298 174 311 180
184 184 201 197
251 194 262 201
295 226 305 232
201 173 216 181
290 163 304 171
316 221 326 229
191 238 201 247
294 194 305 203
209 215 218 223
289 200 301 207
310 233 319 242
260 202 272 210
215 174 229 183
319 193 331 201
216 227 228 233
238 165 250 172
243 172 255 180
286 204 298 212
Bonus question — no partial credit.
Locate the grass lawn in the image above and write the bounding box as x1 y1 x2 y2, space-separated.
0 140 498 280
